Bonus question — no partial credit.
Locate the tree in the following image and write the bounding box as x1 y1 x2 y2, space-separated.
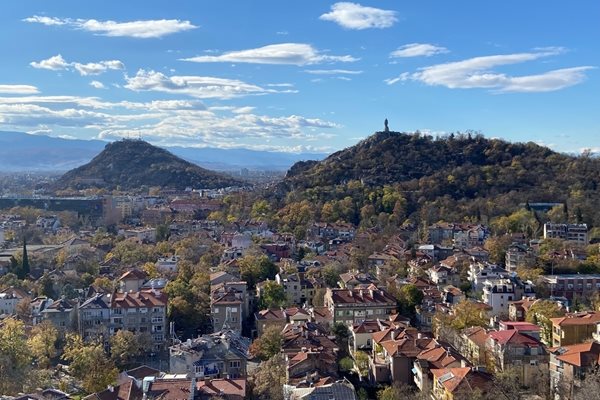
526 300 565 344
259 281 287 309
439 300 489 331
239 254 277 289
354 351 370 377
251 354 287 400
484 235 514 265
339 356 354 372
110 330 150 368
249 325 283 360
17 238 30 279
0 318 31 394
62 334 118 393
322 263 342 288
377 383 425 400
332 322 350 343
27 321 58 368
398 284 424 315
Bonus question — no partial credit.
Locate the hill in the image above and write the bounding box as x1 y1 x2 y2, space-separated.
0 131 326 172
54 140 243 191
277 130 600 228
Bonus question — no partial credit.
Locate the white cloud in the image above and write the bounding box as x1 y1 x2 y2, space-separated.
320 2 397 30
232 106 255 114
0 85 40 94
304 69 363 75
30 55 124 76
390 43 449 58
124 69 296 99
23 16 197 38
22 15 66 26
181 43 358 65
384 72 410 85
395 48 595 92
89 81 106 89
30 54 70 70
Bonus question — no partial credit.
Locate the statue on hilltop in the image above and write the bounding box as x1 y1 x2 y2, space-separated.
384 118 389 132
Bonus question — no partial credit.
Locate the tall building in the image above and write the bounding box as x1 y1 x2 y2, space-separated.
543 223 588 244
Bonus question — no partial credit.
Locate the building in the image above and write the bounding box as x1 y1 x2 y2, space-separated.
169 330 250 378
211 286 244 334
486 329 548 386
550 311 600 347
543 223 588 244
508 297 538 322
41 298 77 334
78 293 110 344
540 274 600 300
459 327 489 367
110 289 168 351
0 287 28 316
505 243 536 271
481 277 535 316
468 262 510 292
413 341 468 394
285 379 357 400
549 341 600 398
324 286 397 325
430 367 493 400
427 265 460 287
121 227 157 243
156 255 180 273
117 269 148 293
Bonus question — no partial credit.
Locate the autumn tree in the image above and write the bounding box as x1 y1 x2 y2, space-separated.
526 300 565 344
249 325 283 360
251 354 287 400
110 330 151 368
62 334 118 393
354 350 370 378
27 321 58 368
0 318 31 394
397 284 424 315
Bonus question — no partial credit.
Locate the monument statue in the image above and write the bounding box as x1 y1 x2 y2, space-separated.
384 118 389 132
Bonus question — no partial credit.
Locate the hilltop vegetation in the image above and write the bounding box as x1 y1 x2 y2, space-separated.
54 139 243 191
267 131 600 236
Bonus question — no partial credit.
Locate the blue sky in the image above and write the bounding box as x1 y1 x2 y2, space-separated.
0 1 598 154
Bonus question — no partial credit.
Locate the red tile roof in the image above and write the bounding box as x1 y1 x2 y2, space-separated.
550 342 600 367
488 330 541 346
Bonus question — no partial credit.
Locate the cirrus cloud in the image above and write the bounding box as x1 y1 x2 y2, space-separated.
319 2 397 30
181 43 358 65
0 85 40 95
23 15 197 38
387 48 595 93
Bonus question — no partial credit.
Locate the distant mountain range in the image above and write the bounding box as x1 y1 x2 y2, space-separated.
0 131 326 172
54 140 243 191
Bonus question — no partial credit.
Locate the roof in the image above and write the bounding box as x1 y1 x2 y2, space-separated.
488 330 541 347
124 365 161 380
500 321 541 332
462 327 488 348
431 367 492 394
111 290 167 309
352 320 381 334
146 379 193 400
328 287 396 306
551 312 600 327
196 378 246 399
118 269 147 281
84 379 141 400
255 308 286 321
550 342 600 367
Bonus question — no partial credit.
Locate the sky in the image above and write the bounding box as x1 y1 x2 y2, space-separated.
0 1 599 154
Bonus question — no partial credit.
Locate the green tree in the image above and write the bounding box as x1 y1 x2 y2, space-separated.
18 238 30 279
251 354 287 400
526 300 565 344
354 351 369 377
260 281 287 309
62 334 118 394
339 356 354 372
27 321 58 368
398 284 424 315
110 330 151 368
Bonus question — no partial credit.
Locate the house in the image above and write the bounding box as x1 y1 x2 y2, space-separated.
413 341 469 394
499 321 541 341
505 243 536 271
550 311 600 347
418 245 453 263
350 320 382 353
285 379 357 400
254 307 311 337
196 378 247 400
156 255 180 273
441 286 465 306
427 265 460 287
169 330 250 378
324 286 397 325
338 271 379 289
486 330 548 386
211 287 244 334
549 341 600 398
276 272 304 305
30 296 54 325
42 298 77 334
286 350 338 386
508 297 538 322
78 293 110 344
459 327 488 367
481 277 535 316
110 289 168 351
430 367 493 400
468 262 510 292
210 271 239 286
0 287 29 316
543 223 588 245
117 269 148 293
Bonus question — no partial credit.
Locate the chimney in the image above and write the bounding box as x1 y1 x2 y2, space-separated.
391 330 397 341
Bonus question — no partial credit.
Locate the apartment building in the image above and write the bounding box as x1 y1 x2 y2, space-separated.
543 223 588 244
550 312 600 347
324 286 397 325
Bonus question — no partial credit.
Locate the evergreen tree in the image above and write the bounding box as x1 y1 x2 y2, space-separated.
20 238 30 279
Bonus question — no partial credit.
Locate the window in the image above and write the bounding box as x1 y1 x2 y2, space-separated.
214 308 219 313
230 360 241 368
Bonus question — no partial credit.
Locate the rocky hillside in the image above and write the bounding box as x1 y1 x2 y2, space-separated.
54 140 243 191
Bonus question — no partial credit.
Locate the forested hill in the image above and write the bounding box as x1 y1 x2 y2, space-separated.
54 139 244 191
277 131 600 228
